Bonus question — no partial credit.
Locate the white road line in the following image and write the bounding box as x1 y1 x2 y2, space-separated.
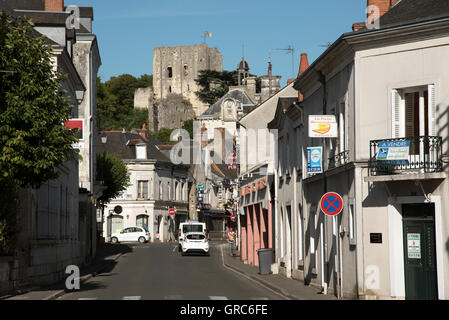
172 246 178 252
209 296 229 300
78 298 98 300
122 296 141 300
220 244 292 300
250 297 269 300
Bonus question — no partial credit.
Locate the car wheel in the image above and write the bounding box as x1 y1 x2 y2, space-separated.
138 236 146 243
111 237 118 244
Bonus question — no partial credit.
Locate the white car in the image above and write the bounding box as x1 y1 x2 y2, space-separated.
178 220 207 250
181 232 209 256
110 227 150 244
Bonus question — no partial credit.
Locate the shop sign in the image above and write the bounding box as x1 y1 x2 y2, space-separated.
407 233 421 259
307 147 323 174
309 115 338 138
376 140 410 164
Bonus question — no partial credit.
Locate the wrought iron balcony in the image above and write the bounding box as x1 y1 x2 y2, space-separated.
328 150 350 169
369 136 443 176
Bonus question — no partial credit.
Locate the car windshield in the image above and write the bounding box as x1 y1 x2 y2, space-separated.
186 234 205 240
183 225 203 233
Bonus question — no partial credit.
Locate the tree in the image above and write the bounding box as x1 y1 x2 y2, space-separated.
96 152 130 206
0 12 79 254
0 11 78 188
195 70 261 105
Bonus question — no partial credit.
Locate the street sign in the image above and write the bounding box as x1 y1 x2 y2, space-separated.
309 115 338 138
114 205 123 214
169 208 176 216
230 214 236 222
197 184 205 190
320 192 343 216
197 196 204 203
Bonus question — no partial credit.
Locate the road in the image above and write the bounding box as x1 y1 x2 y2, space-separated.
59 242 287 300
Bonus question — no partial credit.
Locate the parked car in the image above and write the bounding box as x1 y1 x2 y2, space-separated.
178 220 207 251
110 226 150 244
181 232 209 256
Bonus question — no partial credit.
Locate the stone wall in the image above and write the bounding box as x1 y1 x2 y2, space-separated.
134 87 153 110
149 94 195 132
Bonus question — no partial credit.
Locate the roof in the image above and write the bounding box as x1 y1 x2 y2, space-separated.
96 131 169 162
237 58 250 71
379 0 449 28
201 89 256 118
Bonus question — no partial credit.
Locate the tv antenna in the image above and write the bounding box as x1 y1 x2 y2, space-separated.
319 42 332 48
275 45 295 78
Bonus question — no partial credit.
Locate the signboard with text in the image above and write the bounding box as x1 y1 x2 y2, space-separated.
309 115 338 138
307 147 323 174
376 140 410 164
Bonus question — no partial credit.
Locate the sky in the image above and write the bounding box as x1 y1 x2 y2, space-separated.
68 0 367 86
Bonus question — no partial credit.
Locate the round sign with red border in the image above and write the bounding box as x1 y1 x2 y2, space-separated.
230 214 236 222
320 192 343 216
169 208 176 216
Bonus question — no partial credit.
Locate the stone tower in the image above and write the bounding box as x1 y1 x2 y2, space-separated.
153 44 223 116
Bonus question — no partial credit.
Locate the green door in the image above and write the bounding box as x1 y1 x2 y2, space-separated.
402 203 438 300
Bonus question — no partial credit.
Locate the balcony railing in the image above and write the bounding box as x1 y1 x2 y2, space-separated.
328 150 350 169
369 136 443 176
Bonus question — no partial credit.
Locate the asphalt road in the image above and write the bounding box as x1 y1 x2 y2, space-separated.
59 242 287 300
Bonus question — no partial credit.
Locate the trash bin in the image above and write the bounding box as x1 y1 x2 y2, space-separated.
257 249 274 275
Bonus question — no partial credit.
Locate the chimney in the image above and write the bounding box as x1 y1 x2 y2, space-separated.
140 123 148 140
45 0 64 12
353 0 400 31
367 0 400 19
297 53 309 102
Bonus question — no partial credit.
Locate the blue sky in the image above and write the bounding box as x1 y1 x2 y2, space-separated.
68 0 367 85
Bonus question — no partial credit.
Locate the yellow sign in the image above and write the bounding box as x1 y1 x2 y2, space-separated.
309 115 338 138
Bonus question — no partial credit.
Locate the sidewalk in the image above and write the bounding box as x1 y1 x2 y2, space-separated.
0 243 131 300
221 243 337 300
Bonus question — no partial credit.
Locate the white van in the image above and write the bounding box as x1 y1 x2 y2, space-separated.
178 220 206 249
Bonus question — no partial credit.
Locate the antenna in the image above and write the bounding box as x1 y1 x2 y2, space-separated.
275 45 295 78
319 42 332 48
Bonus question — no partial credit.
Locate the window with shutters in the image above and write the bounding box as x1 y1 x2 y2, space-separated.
392 85 436 140
137 180 148 199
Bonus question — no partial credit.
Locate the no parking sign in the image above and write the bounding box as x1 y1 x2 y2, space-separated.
320 192 343 216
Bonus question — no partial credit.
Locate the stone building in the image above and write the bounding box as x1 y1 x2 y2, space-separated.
153 44 223 116
134 87 153 110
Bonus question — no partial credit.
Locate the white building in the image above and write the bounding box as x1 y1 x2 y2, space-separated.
97 129 190 242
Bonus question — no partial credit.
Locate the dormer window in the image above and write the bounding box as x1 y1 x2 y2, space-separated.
136 144 147 159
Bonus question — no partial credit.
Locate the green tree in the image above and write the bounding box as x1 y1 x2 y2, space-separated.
181 119 194 138
96 152 131 206
0 12 78 253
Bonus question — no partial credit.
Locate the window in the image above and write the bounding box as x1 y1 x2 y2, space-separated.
167 67 173 78
159 181 163 200
136 215 149 229
186 234 205 240
137 180 149 199
136 145 146 159
392 85 436 139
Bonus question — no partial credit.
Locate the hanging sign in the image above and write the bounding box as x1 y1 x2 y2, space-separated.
307 147 323 174
309 115 338 138
376 140 410 164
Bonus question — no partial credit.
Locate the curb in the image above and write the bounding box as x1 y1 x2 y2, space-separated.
223 259 300 300
44 252 125 300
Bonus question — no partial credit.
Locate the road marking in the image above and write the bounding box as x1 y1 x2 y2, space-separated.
250 297 269 300
78 298 98 300
209 296 228 300
172 245 178 252
122 296 141 300
219 244 291 300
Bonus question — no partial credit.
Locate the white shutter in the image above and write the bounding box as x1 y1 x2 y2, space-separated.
392 89 401 138
428 84 436 136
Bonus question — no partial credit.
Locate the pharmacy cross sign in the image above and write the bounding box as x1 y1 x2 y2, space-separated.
320 192 343 216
